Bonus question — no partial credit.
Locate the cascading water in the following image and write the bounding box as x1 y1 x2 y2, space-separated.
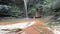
23 0 28 19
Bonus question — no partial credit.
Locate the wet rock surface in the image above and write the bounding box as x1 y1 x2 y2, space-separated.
21 19 54 34
0 19 59 34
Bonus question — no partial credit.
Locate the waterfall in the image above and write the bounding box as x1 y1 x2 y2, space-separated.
23 0 28 18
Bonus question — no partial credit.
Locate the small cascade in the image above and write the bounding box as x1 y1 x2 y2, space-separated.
23 0 29 19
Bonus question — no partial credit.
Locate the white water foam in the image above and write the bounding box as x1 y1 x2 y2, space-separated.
0 21 35 34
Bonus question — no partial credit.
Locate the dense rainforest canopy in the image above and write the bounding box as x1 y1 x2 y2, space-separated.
0 0 60 22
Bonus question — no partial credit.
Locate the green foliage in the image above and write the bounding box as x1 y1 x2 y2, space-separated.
0 0 60 19
28 7 36 15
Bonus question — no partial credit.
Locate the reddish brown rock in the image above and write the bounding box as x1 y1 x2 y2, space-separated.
21 19 54 34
